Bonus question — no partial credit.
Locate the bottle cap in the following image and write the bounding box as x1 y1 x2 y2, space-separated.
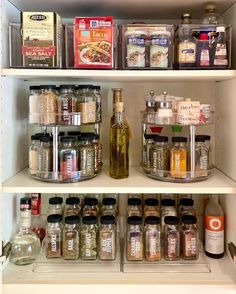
102 197 116 206
164 216 179 225
172 136 187 143
127 216 142 225
47 214 63 223
180 198 194 206
65 215 80 224
49 197 63 205
83 215 97 225
161 198 175 206
66 197 80 205
182 215 197 224
145 216 160 225
171 125 183 133
84 198 98 206
145 198 159 206
100 215 116 225
128 198 142 206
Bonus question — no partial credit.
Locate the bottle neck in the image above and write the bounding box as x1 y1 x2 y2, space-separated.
115 110 124 124
211 194 219 203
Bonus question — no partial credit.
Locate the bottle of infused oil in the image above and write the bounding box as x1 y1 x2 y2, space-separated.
110 88 123 126
109 91 129 179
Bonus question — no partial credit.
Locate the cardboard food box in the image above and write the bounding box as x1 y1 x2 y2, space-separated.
74 16 113 68
21 12 61 68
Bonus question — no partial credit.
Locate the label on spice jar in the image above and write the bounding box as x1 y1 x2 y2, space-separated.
60 150 78 180
59 96 74 124
167 234 179 258
146 231 161 259
78 102 96 123
128 232 143 259
178 42 196 64
214 44 228 66
200 49 210 66
184 233 197 256
205 215 224 254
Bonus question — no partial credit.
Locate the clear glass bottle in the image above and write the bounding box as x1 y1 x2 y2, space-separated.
178 198 195 217
58 85 77 125
143 134 154 170
47 196 63 216
63 215 80 260
170 137 188 179
144 216 161 261
93 85 102 122
91 133 103 172
36 136 53 179
31 193 46 243
29 134 41 175
76 85 96 124
182 215 199 260
127 197 142 217
102 197 117 217
83 197 99 217
201 4 223 25
45 214 63 258
110 101 129 179
78 133 95 177
205 195 224 259
99 215 116 261
164 216 180 261
144 198 159 218
161 198 177 229
195 135 208 178
181 13 192 24
126 216 143 261
81 216 98 260
110 88 123 126
64 197 81 218
29 85 41 124
10 197 41 265
39 85 58 125
213 26 228 67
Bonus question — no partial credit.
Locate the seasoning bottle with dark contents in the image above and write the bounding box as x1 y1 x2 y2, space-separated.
164 216 180 261
182 215 199 260
99 215 116 261
63 215 80 260
126 216 143 261
46 214 63 258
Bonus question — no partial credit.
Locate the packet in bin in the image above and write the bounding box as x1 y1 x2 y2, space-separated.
74 16 113 68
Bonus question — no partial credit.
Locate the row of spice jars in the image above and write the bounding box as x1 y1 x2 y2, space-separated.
46 214 117 260
29 84 102 125
143 134 211 179
126 214 199 261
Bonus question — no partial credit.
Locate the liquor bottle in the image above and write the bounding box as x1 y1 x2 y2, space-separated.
213 26 228 67
110 88 123 126
109 101 129 179
31 193 46 243
205 195 224 258
201 4 223 25
10 197 41 265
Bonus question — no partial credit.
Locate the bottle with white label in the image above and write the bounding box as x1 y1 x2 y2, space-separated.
205 195 224 258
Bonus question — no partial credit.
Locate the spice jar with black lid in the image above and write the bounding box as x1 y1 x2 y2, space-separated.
127 198 142 217
181 215 199 260
102 197 117 217
144 216 161 261
143 134 155 170
76 85 96 124
29 134 41 175
47 196 63 216
39 85 58 125
63 215 80 260
64 197 81 218
178 198 195 217
29 85 41 124
83 197 99 217
126 216 143 261
58 85 77 125
81 215 98 260
164 216 180 261
78 133 96 177
144 198 159 218
36 136 53 179
161 198 177 229
46 214 63 258
99 215 116 261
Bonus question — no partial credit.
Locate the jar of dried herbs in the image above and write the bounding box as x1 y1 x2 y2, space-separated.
144 216 161 261
92 133 103 172
76 85 96 124
47 196 63 216
64 197 81 218
63 215 80 260
126 216 143 261
164 216 180 261
46 214 63 258
127 198 142 217
39 85 58 125
36 136 53 179
58 85 77 125
144 198 159 218
83 197 99 217
81 216 98 260
99 215 116 261
78 133 95 177
143 134 154 170
101 197 117 217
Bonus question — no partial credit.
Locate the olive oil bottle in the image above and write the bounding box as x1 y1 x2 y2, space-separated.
110 88 123 126
109 94 129 179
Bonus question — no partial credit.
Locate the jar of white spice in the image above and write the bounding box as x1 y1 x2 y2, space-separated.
39 85 58 125
29 86 41 124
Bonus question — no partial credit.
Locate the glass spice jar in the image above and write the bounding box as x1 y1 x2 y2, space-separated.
164 216 180 261
81 216 98 260
58 85 77 125
99 215 116 261
144 216 161 261
181 215 199 260
64 197 81 218
144 198 159 218
126 216 143 261
83 197 99 217
47 196 63 216
101 197 117 217
76 85 96 124
195 135 209 178
178 198 195 217
161 198 177 229
127 198 142 217
46 214 63 258
36 136 53 179
29 85 41 124
29 134 41 175
93 85 102 122
170 137 188 179
63 215 80 260
92 133 103 172
78 133 95 177
39 85 58 125
143 134 154 170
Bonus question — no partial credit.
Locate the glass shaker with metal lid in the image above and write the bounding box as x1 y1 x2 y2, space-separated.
145 90 156 123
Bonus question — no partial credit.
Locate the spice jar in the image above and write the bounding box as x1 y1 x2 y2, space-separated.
150 136 170 177
161 198 177 229
144 198 159 218
90 133 103 172
64 197 81 218
170 137 188 179
126 216 143 261
63 215 80 260
58 85 77 125
47 196 63 216
83 197 99 217
144 216 161 261
36 136 53 179
39 85 58 125
76 85 96 124
143 134 154 170
78 133 95 177
178 198 195 217
157 101 174 124
29 134 41 175
93 85 102 122
102 197 117 217
81 216 98 260
127 198 142 217
195 135 208 178
29 85 41 124
182 215 199 260
59 136 78 181
99 215 116 261
46 214 63 258
150 31 171 68
145 90 156 124
164 216 180 261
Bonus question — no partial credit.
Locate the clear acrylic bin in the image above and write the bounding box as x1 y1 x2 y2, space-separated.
175 24 232 69
122 24 174 69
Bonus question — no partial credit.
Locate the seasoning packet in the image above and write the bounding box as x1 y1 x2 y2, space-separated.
74 16 113 68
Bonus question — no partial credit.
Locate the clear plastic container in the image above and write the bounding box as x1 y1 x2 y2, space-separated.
76 85 96 124
47 197 63 216
101 197 117 217
58 85 77 125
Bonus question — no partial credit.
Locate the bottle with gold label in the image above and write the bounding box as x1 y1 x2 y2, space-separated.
109 97 129 179
170 137 187 179
110 88 123 126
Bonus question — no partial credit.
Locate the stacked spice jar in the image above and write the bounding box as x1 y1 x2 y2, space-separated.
45 195 118 261
126 195 199 262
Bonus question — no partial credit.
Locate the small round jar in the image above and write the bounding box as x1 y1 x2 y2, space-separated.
161 198 177 229
164 216 180 261
81 216 98 260
127 198 142 217
126 216 143 261
157 101 173 124
178 198 195 217
63 215 80 260
64 197 81 218
144 198 159 218
47 197 63 216
29 134 41 175
144 216 161 261
46 214 63 258
101 197 117 217
82 197 99 217
99 215 116 261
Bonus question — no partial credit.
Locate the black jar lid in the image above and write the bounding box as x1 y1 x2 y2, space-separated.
161 198 175 207
164 216 179 225
145 198 159 206
49 196 63 205
47 214 63 223
145 216 160 225
80 133 96 141
102 197 116 206
20 197 31 206
195 135 206 142
77 85 94 89
61 136 77 143
100 215 116 225
93 85 101 90
68 131 81 136
40 85 56 90
40 136 51 143
84 197 98 206
83 215 97 225
29 85 41 90
59 85 76 90
35 132 49 137
66 197 80 205
65 215 80 225
59 132 65 136
31 134 41 141
203 135 211 141
180 198 194 206
144 134 154 140
128 198 142 206
172 136 187 143
153 136 168 143
182 215 197 224
127 216 142 225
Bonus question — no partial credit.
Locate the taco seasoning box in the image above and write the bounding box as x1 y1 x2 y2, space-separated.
74 16 113 69
21 12 61 68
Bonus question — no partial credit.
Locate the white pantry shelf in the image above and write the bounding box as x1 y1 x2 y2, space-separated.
2 167 236 194
1 69 236 82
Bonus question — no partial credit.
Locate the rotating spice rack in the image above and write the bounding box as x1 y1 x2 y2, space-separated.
140 111 214 183
29 112 101 183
